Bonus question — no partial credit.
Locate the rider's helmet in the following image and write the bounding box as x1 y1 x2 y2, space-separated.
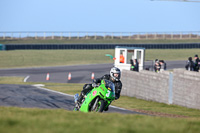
188 57 192 61
110 67 121 81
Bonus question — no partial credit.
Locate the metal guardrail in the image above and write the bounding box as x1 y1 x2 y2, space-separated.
0 31 200 40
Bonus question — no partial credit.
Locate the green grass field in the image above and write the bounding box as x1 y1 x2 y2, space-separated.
1 106 200 133
0 50 114 68
0 77 200 133
1 49 200 69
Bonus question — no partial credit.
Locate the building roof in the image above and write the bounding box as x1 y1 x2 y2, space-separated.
115 46 145 50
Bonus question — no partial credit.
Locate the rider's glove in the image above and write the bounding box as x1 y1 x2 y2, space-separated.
92 83 97 88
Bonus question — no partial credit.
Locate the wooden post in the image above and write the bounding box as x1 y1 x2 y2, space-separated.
3 33 5 40
137 33 140 40
112 33 114 40
146 33 148 40
199 32 200 39
86 32 88 39
180 32 182 39
77 32 79 40
11 32 13 40
189 33 192 39
43 32 46 40
94 33 96 40
35 32 37 39
60 32 63 40
171 32 173 40
52 32 54 39
69 32 71 40
154 33 157 40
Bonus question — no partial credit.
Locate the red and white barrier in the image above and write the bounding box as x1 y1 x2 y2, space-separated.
91 72 95 80
68 72 72 80
46 73 50 81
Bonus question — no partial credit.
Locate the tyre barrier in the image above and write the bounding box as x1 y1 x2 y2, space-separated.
4 43 200 50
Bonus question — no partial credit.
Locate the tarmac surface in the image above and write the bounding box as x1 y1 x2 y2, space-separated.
0 61 186 114
0 84 145 114
0 60 186 84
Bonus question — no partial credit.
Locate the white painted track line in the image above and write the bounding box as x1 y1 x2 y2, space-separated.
24 76 30 82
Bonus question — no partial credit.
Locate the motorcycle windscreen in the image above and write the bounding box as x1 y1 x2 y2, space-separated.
104 80 115 93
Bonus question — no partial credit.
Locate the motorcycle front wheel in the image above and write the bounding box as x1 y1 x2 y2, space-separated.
97 100 105 112
92 100 105 112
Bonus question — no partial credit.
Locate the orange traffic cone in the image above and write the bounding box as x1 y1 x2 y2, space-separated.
46 73 50 81
91 72 95 80
68 72 71 80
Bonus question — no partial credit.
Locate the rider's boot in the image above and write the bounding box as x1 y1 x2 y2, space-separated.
104 106 109 111
77 92 85 104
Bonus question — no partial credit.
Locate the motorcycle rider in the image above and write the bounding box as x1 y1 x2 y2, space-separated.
76 67 123 110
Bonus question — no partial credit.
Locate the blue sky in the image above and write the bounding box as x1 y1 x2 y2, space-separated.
0 0 199 32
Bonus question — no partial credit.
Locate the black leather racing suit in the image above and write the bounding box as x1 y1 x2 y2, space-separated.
194 58 200 72
80 74 123 101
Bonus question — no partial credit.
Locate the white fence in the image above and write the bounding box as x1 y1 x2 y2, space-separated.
0 31 200 40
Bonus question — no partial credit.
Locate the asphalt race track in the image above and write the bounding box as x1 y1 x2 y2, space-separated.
0 63 113 83
0 61 186 114
0 84 145 114
0 60 186 84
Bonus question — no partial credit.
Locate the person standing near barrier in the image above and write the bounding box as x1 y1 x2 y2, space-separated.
194 55 200 72
159 60 167 72
154 59 160 73
133 59 139 72
130 59 134 71
185 57 194 71
154 59 158 72
130 59 139 72
120 54 125 63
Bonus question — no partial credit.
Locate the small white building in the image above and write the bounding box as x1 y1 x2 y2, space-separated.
114 46 145 71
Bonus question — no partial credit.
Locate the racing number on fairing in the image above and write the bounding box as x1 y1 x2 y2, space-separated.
106 90 111 97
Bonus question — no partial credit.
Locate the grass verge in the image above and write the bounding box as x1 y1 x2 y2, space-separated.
0 50 114 69
1 106 200 133
1 49 200 69
0 107 200 133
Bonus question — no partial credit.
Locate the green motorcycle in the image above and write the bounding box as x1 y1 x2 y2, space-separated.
74 79 115 112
